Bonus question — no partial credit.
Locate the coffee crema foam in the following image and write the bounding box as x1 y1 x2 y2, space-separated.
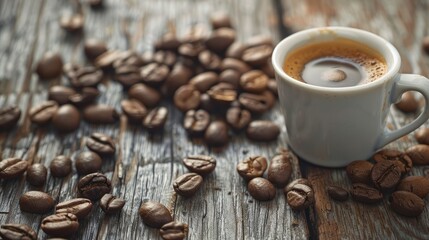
283 38 387 87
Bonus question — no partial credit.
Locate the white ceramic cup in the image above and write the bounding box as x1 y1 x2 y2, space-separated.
272 26 429 167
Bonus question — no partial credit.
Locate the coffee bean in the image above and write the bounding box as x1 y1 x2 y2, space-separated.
162 63 193 96
65 66 103 89
327 186 349 201
236 156 268 181
173 173 203 197
219 69 240 88
19 191 54 214
52 104 80 132
153 51 176 67
248 177 276 201
226 107 251 131
59 14 84 32
198 50 221 71
0 224 36 240
0 158 28 180
78 172 112 201
83 105 119 124
178 43 205 59
267 79 278 96
26 163 47 187
189 72 219 93
395 92 419 113
267 153 292 188
29 101 59 125
346 160 374 184
204 120 229 147
36 52 63 79
0 105 21 130
48 86 76 105
86 132 115 156
139 201 173 228
239 91 275 114
389 191 425 217
286 183 314 210
210 12 232 29
226 42 246 59
246 120 280 141
143 107 168 131
75 151 102 175
199 93 214 112
174 85 201 112
242 45 273 67
100 194 125 214
183 109 210 136
121 99 147 123
114 65 142 88
182 155 216 175
84 39 108 61
246 35 273 48
128 83 162 108
205 28 236 53
423 36 429 54
285 178 312 193
415 128 429 145
371 160 402 191
155 33 181 51
351 183 383 204
56 198 93 219
160 221 188 240
239 70 268 93
69 87 99 107
406 144 429 165
373 149 412 175
50 155 72 178
221 58 251 75
113 51 145 69
396 176 429 198
95 50 125 71
207 83 237 105
41 213 79 237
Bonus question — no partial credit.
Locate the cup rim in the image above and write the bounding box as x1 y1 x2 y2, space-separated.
272 26 401 93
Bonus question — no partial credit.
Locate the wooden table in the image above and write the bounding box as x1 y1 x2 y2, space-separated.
0 0 428 239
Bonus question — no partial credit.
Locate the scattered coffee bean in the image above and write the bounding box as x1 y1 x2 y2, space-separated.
0 105 21 130
236 156 268 181
84 39 108 61
239 91 275 114
52 104 80 132
345 160 373 184
204 120 229 146
50 155 72 178
406 144 429 165
226 107 251 131
128 83 162 108
286 183 314 211
41 213 79 237
373 149 412 175
226 42 246 59
182 155 216 175
95 50 125 71
395 92 419 113
0 224 37 240
199 93 213 112
160 221 188 240
174 84 201 112
219 69 240 88
59 14 84 32
78 172 112 201
75 151 102 175
371 160 402 191
141 62 170 86
86 132 116 155
100 194 125 214
19 191 54 214
143 107 168 131
69 87 99 107
83 105 119 124
139 201 173 228
189 72 219 93
248 177 276 201
198 50 221 71
0 158 28 180
285 178 312 193
350 183 383 204
162 63 193 96
183 109 210 136
121 99 147 123
36 52 63 79
267 153 292 188
221 58 251 74
242 44 273 67
246 120 280 141
210 12 232 29
66 65 104 89
56 198 93 219
115 65 142 88
48 86 76 105
29 101 59 125
415 128 429 145
389 191 425 217
205 28 236 53
396 176 429 198
155 33 181 51
207 83 237 105
327 186 349 201
113 51 145 69
240 70 268 93
26 163 47 186
173 173 203 197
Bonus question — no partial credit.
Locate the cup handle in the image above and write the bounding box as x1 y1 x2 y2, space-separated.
377 74 429 148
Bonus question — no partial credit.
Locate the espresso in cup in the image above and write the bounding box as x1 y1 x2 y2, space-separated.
283 38 387 87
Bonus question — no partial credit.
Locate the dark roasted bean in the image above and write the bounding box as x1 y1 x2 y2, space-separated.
236 156 268 181
55 198 93 219
371 160 402 191
173 173 203 197
0 105 21 130
0 158 28 180
75 151 102 175
221 58 251 75
121 99 147 123
327 186 349 201
41 213 79 237
373 149 412 175
69 87 99 107
210 12 233 29
205 28 236 53
52 104 80 132
406 144 429 165
395 92 419 113
115 65 142 88
285 178 312 193
162 63 193 96
189 72 219 93
50 155 72 178
36 52 63 79
226 107 251 131
246 35 273 48
198 50 221 71
204 120 229 146
415 128 429 145
100 194 125 214
0 224 37 240
267 79 278 96
351 183 383 204
286 183 314 210
128 83 162 108
248 177 276 201
155 33 181 51
48 86 76 105
389 191 425 217
396 176 429 198
26 163 47 186
246 120 280 141
19 191 54 214
83 105 119 124
242 45 273 67
267 153 292 188
78 173 112 201
226 42 246 59
174 85 201 112
139 201 173 228
178 43 205 60
95 50 126 71
160 221 188 240
29 101 58 125
183 109 210 136
143 107 168 131
182 155 216 175
346 160 373 184
207 83 237 104
239 91 275 114
86 132 115 155
219 69 240 88
84 39 108 62
66 66 103 89
153 51 176 68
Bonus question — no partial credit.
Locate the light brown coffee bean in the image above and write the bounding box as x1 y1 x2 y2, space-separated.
173 173 203 197
55 198 93 219
286 183 314 211
29 101 59 125
205 28 236 53
182 155 216 175
415 128 429 145
236 156 268 181
160 221 188 240
389 191 425 217
248 177 276 201
84 39 108 61
373 149 412 175
139 201 173 228
346 160 373 184
285 178 312 193
240 70 268 93
41 213 79 238
267 153 292 188
128 83 162 108
143 107 168 131
396 176 429 198
395 92 419 113
406 144 429 165
100 194 125 214
19 191 54 214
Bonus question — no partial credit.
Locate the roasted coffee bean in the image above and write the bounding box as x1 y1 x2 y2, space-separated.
69 87 99 107
0 158 28 180
19 191 54 214
178 43 205 59
183 155 216 175
207 82 237 104
395 92 419 113
246 120 280 141
143 107 168 131
236 156 268 181
26 163 47 186
95 50 125 71
198 50 221 71
162 63 193 96
267 153 292 188
155 33 181 51
0 105 21 130
75 151 102 175
139 201 173 228
210 12 232 29
205 28 236 53
36 52 63 79
121 99 147 122
351 183 383 204
219 69 240 88
153 51 176 68
246 35 273 48
239 91 275 114
160 221 188 240
86 132 115 155
286 183 314 210
406 144 429 165
59 14 84 32
242 45 273 67
373 149 412 174
66 66 103 89
248 177 276 201
113 51 145 69
260 60 275 78
115 65 142 88
56 198 93 219
327 186 349 201
371 160 402 191
173 173 203 197
183 109 210 136
415 128 429 145
226 42 246 59
100 194 125 214
52 104 80 132
48 86 76 105
128 83 162 108
189 72 219 92
221 58 251 75
390 191 425 217
41 213 79 237
83 105 119 124
239 70 268 93
199 93 213 112
285 178 312 193
346 160 374 184
204 120 229 146
423 36 429 54
267 79 278 96
50 155 72 178
397 176 429 198
0 223 37 240
226 107 251 131
29 101 58 125
78 173 111 201
84 39 108 61
174 85 201 112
